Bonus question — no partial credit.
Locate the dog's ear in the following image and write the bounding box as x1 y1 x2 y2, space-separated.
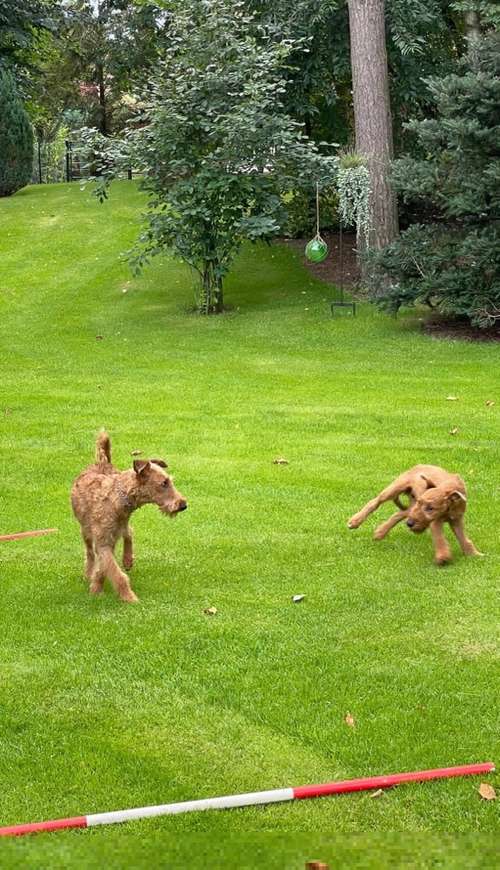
133 459 151 476
419 473 437 489
150 458 168 468
448 490 466 504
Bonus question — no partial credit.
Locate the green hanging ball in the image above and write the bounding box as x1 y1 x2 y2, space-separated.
305 237 328 263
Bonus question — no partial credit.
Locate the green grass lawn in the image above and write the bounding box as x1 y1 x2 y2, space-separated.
0 181 498 868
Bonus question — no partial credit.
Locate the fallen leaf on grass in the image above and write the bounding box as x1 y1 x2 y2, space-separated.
203 606 217 616
486 400 495 407
478 783 496 800
446 396 459 401
273 457 289 465
131 450 142 456
292 594 305 603
344 712 355 728
370 788 384 799
95 335 104 341
449 427 459 435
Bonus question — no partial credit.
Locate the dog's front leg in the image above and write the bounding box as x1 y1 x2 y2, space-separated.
348 477 409 529
430 521 452 565
449 518 483 557
123 526 134 570
373 509 409 540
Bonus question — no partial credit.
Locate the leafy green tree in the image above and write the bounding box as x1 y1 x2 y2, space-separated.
85 0 336 313
0 0 55 74
60 0 169 135
368 33 500 328
451 1 500 34
0 66 34 196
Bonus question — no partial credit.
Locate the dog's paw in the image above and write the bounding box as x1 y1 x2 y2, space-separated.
89 582 103 595
373 528 385 540
347 514 363 529
121 590 139 604
435 554 452 566
123 559 134 570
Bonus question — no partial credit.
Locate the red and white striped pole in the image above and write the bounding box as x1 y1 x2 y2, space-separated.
0 762 494 837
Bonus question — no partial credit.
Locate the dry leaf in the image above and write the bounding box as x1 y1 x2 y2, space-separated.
292 594 305 603
446 396 459 401
203 606 217 616
344 712 355 728
131 450 143 456
370 788 384 799
449 427 459 435
486 400 495 407
478 783 496 801
95 335 104 341
273 457 289 465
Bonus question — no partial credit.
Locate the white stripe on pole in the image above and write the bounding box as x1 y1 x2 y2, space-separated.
87 787 294 827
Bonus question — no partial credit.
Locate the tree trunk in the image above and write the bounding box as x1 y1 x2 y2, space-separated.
347 0 398 252
97 62 107 136
200 262 224 314
464 10 481 42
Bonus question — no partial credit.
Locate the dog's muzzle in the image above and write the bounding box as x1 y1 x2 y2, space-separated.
407 519 425 533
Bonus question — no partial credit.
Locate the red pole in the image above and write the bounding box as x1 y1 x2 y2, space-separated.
0 528 58 543
293 762 495 799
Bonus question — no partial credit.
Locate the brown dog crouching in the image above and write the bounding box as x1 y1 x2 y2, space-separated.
348 464 482 565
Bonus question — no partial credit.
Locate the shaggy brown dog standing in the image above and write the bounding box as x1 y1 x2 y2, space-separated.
71 431 187 602
348 464 482 565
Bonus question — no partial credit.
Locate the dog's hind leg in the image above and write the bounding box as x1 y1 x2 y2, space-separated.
449 518 483 557
373 509 409 540
100 547 139 603
82 533 96 581
123 526 134 570
89 551 105 595
348 475 410 529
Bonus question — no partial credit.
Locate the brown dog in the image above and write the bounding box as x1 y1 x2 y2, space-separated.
71 431 187 602
348 464 481 565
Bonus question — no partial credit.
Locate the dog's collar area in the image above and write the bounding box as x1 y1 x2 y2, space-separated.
117 488 136 512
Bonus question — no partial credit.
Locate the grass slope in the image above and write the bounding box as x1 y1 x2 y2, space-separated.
0 182 498 867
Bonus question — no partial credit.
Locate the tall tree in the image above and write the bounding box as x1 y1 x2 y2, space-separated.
60 0 168 135
347 0 398 250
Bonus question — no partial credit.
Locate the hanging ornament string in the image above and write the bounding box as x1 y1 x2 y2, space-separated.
316 181 321 238
305 182 328 263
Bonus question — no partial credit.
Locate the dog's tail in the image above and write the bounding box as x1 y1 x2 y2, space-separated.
96 430 112 467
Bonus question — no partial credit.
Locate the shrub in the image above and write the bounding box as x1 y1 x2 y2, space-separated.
369 33 500 328
0 67 33 197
